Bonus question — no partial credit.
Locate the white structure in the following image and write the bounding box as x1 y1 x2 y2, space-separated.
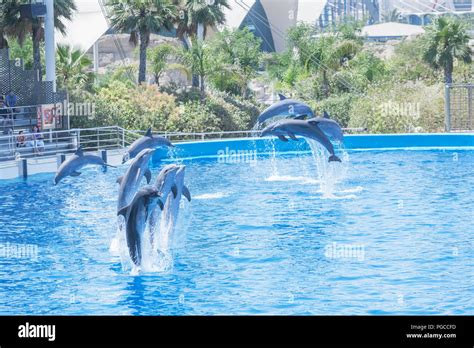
362 22 425 40
56 0 108 52
223 0 327 52
45 0 56 91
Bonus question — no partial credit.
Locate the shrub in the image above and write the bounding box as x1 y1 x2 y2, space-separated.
72 80 178 130
349 81 445 133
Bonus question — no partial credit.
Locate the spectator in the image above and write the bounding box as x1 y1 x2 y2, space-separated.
27 126 45 155
16 130 26 147
5 90 17 108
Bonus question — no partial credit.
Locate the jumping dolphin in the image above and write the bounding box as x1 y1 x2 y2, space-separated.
256 94 314 126
261 119 342 162
147 164 181 248
308 116 344 143
122 128 173 164
54 146 115 184
118 186 164 266
117 148 155 212
161 165 191 225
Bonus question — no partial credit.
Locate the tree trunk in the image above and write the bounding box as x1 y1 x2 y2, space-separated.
32 22 42 81
138 31 148 84
322 70 329 98
200 76 205 102
445 61 453 84
0 30 8 49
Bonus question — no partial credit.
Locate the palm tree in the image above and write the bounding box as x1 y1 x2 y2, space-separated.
108 0 176 84
3 0 76 79
56 45 94 91
175 0 229 43
423 16 472 84
177 37 211 101
175 0 229 87
149 43 186 85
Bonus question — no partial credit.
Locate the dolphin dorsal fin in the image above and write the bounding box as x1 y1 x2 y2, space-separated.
75 146 84 156
323 111 330 119
278 93 287 101
145 128 153 137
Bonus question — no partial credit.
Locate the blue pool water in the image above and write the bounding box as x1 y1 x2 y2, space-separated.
0 146 473 315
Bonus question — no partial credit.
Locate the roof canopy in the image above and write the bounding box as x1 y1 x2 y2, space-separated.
56 0 108 52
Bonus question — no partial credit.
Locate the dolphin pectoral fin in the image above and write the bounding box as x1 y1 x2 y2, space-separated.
117 205 129 218
116 176 124 185
105 163 117 168
287 132 299 141
70 171 81 177
171 184 178 198
144 169 152 184
183 186 191 202
294 114 307 120
158 199 164 211
277 135 289 142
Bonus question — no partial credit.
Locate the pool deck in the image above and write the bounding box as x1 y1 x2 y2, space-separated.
0 133 473 181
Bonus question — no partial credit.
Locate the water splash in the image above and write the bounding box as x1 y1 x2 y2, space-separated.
110 198 192 275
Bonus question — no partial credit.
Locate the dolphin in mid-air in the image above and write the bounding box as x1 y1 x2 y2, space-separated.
161 165 191 228
118 186 164 266
261 119 342 162
54 146 115 184
117 148 154 212
122 128 173 164
256 94 314 126
308 114 344 143
147 164 181 247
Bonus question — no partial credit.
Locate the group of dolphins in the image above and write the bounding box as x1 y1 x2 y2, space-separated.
52 94 341 268
258 94 344 162
55 128 188 267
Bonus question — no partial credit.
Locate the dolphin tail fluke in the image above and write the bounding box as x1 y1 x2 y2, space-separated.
329 155 342 163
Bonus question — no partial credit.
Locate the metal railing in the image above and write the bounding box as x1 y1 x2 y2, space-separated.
0 125 367 162
0 126 136 162
0 105 40 135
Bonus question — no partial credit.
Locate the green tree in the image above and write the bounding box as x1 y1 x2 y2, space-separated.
422 16 472 84
175 0 229 87
2 0 76 79
56 45 94 91
108 0 176 84
209 28 262 96
177 37 212 100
